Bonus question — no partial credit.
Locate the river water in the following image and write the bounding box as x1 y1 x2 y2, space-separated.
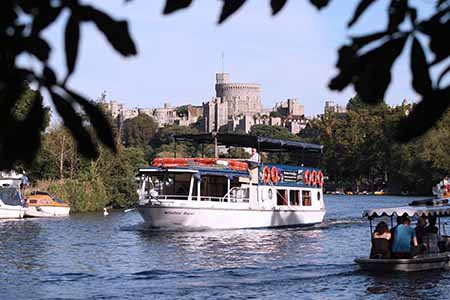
1 195 450 300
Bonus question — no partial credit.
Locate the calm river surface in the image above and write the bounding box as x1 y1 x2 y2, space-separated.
1 195 450 300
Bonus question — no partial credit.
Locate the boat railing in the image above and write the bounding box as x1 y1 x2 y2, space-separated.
153 194 249 203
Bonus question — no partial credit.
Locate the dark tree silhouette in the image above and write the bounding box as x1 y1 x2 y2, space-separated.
1 0 449 169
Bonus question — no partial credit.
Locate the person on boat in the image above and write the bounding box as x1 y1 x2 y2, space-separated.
249 148 261 164
389 215 403 245
370 221 392 259
423 216 441 253
391 216 420 259
415 217 427 245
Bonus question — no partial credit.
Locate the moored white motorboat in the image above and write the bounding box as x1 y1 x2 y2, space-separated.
24 191 70 217
0 187 26 219
355 199 450 272
137 133 326 229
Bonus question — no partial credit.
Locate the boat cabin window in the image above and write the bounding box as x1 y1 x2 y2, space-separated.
230 187 250 202
277 189 288 206
148 173 191 198
201 175 228 200
302 190 312 206
290 190 300 206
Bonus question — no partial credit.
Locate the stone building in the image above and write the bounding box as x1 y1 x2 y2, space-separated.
204 73 263 132
152 102 178 127
203 97 228 132
215 73 263 117
324 101 347 114
275 98 304 117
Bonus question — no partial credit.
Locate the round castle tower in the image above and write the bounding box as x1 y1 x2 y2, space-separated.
215 73 262 116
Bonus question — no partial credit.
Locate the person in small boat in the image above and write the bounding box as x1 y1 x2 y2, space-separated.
443 176 450 193
415 217 427 245
391 216 420 259
370 221 392 259
423 216 441 253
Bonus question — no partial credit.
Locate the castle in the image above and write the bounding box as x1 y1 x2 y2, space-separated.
102 73 338 134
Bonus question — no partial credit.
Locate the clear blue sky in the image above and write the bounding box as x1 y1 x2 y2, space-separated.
40 0 435 116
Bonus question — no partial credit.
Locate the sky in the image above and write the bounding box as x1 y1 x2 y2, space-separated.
36 0 436 117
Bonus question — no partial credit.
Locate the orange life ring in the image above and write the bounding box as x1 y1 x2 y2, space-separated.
263 166 270 183
270 166 278 184
317 171 324 187
304 170 311 185
310 170 317 186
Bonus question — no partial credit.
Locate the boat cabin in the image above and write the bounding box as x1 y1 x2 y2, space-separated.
137 133 326 229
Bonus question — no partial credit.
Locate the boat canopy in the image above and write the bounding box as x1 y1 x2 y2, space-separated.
363 202 450 218
138 167 250 178
0 187 22 206
174 133 323 153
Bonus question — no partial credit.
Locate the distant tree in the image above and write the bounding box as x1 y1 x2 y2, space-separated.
176 105 189 117
269 111 282 118
249 124 297 140
122 114 157 148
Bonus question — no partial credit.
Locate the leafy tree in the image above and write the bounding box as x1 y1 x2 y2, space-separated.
250 124 297 140
122 114 157 148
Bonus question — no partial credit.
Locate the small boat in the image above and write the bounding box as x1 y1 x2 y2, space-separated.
373 190 385 195
24 191 70 217
355 199 450 272
137 133 326 229
0 187 26 219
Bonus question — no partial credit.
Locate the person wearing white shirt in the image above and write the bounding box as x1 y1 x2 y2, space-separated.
249 148 260 163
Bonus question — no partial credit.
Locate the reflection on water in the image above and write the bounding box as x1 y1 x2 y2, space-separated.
137 228 325 269
0 196 449 300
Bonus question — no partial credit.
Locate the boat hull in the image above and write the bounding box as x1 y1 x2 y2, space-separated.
25 206 70 218
0 206 25 219
355 252 450 272
138 205 325 229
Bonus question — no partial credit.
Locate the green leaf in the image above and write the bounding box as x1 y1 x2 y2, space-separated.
420 15 450 64
43 66 57 86
218 0 246 24
65 89 117 153
0 92 44 169
396 86 450 142
348 0 376 27
309 0 330 10
271 0 288 15
80 5 137 57
163 0 193 14
31 6 63 35
24 37 50 61
351 31 387 49
410 37 432 95
387 0 408 32
50 90 99 159
354 35 408 103
65 13 80 79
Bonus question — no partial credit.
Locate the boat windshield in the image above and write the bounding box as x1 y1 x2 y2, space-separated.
0 187 22 206
146 172 192 198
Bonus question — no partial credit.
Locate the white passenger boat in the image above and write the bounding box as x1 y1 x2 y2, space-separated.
355 199 450 272
0 187 26 219
24 191 70 217
137 133 326 229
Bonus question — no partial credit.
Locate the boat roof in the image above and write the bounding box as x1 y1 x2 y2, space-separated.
363 199 450 218
138 166 250 178
174 133 323 153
